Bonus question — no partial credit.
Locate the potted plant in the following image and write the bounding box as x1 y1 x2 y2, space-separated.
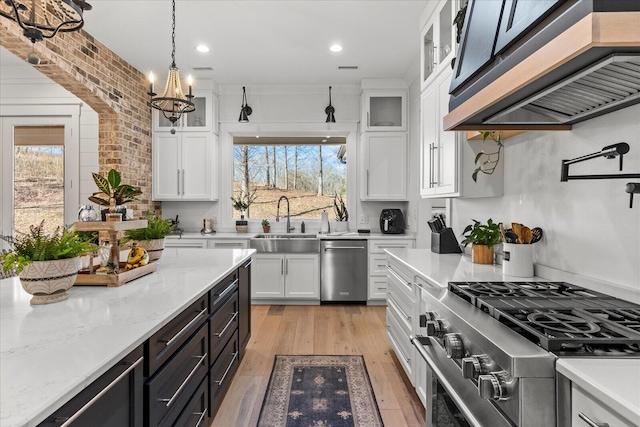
89 169 143 221
231 189 257 233
333 194 349 232
123 214 175 262
461 218 502 264
472 131 503 182
0 221 98 305
261 219 270 233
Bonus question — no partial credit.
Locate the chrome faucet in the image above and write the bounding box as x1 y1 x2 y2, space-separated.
276 196 295 233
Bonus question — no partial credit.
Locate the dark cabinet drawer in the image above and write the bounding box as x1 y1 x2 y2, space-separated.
38 346 144 427
209 271 238 315
146 325 208 427
238 259 252 357
145 295 208 376
209 290 239 366
159 375 208 427
209 330 239 419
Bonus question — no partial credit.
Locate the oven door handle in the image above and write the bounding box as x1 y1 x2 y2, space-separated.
411 335 483 427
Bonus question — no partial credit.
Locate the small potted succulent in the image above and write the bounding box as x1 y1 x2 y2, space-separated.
333 194 349 232
0 221 99 304
461 218 502 264
89 169 143 221
123 214 175 262
261 219 271 233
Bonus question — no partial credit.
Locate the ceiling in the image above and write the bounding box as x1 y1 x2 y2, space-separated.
71 0 427 86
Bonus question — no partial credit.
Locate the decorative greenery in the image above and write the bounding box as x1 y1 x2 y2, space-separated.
261 219 270 227
230 188 258 217
472 131 503 182
0 221 99 274
461 218 502 248
451 3 468 69
333 194 348 221
123 215 175 241
89 169 143 206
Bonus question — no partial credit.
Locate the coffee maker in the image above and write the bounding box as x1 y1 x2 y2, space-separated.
379 209 404 234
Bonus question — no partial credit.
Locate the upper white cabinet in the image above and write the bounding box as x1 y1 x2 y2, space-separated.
153 90 217 134
361 90 407 132
361 132 408 201
152 132 216 201
421 0 457 91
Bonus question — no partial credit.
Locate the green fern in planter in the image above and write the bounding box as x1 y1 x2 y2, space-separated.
123 215 175 241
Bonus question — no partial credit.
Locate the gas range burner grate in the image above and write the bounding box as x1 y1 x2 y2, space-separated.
473 295 634 316
448 281 608 306
494 307 640 353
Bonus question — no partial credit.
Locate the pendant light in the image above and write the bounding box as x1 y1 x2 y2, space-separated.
325 86 336 123
239 87 252 122
0 0 92 63
148 0 194 130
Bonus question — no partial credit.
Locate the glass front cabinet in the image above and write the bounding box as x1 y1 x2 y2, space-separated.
421 0 457 91
361 90 407 132
153 90 215 133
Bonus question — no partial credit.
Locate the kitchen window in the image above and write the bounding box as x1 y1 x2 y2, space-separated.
232 136 347 220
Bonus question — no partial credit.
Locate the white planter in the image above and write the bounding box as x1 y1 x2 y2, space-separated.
136 238 165 262
334 221 349 232
19 258 80 305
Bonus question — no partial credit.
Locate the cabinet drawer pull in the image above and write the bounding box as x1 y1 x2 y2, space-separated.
214 311 238 337
387 292 412 321
215 351 239 386
194 408 208 427
387 328 410 364
160 353 207 408
387 267 412 291
242 259 253 268
57 357 143 427
378 244 408 249
212 279 238 306
578 413 609 427
163 308 207 347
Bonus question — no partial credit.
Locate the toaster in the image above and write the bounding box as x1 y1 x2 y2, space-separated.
380 209 405 234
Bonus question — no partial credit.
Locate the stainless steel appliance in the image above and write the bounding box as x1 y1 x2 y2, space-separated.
320 240 367 302
380 209 404 234
411 281 640 427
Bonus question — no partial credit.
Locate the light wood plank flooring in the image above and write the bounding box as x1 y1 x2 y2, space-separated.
210 304 426 427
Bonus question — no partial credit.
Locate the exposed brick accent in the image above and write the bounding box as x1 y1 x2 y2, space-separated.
0 18 162 217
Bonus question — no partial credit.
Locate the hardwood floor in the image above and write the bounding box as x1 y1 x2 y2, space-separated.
210 304 426 427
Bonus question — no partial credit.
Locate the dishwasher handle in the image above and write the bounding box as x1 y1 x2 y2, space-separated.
324 246 366 251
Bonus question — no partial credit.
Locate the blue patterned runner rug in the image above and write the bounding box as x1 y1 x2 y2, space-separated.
257 355 384 427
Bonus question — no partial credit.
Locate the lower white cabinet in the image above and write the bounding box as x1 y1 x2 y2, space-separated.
208 239 248 249
164 238 207 249
368 239 415 301
251 253 319 300
164 238 249 249
571 383 634 427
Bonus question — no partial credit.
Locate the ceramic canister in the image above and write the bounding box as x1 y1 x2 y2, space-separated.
502 242 534 277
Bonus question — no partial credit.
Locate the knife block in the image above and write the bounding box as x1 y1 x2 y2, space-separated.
431 228 462 254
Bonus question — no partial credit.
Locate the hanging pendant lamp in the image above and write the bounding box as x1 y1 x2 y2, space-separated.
325 86 336 123
0 0 92 63
148 0 194 129
239 87 252 122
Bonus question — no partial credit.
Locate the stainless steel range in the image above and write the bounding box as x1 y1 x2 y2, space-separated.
411 281 640 427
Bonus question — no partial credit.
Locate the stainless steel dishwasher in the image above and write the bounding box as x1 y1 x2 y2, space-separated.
320 239 368 303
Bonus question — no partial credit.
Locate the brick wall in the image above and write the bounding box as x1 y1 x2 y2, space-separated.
0 19 161 217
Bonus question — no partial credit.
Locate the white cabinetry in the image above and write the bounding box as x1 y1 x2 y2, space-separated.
164 238 248 249
571 383 635 427
153 90 216 134
251 253 319 300
164 238 207 249
152 132 216 201
361 90 407 131
420 0 456 90
361 133 408 201
368 239 415 300
208 239 248 249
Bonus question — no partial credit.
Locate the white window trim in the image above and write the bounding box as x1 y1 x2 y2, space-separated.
219 122 358 230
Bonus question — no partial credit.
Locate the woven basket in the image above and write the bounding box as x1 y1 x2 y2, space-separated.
136 238 165 262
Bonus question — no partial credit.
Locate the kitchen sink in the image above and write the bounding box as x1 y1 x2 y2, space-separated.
250 234 320 253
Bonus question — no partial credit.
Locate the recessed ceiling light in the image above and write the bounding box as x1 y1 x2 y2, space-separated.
330 44 343 52
196 45 210 53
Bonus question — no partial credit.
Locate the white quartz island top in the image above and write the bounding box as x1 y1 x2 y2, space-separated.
0 248 255 427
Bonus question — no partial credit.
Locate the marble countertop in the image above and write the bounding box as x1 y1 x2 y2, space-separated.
0 248 255 427
556 359 640 424
386 248 640 423
168 231 416 240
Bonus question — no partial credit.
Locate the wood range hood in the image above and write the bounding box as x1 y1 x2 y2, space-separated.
444 2 640 131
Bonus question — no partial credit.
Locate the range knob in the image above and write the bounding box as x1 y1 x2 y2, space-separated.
461 355 490 380
478 372 512 401
419 311 437 327
425 320 445 338
443 333 464 359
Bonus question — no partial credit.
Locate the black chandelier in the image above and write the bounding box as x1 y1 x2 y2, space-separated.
325 86 336 123
0 0 92 63
148 0 194 129
238 87 252 122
